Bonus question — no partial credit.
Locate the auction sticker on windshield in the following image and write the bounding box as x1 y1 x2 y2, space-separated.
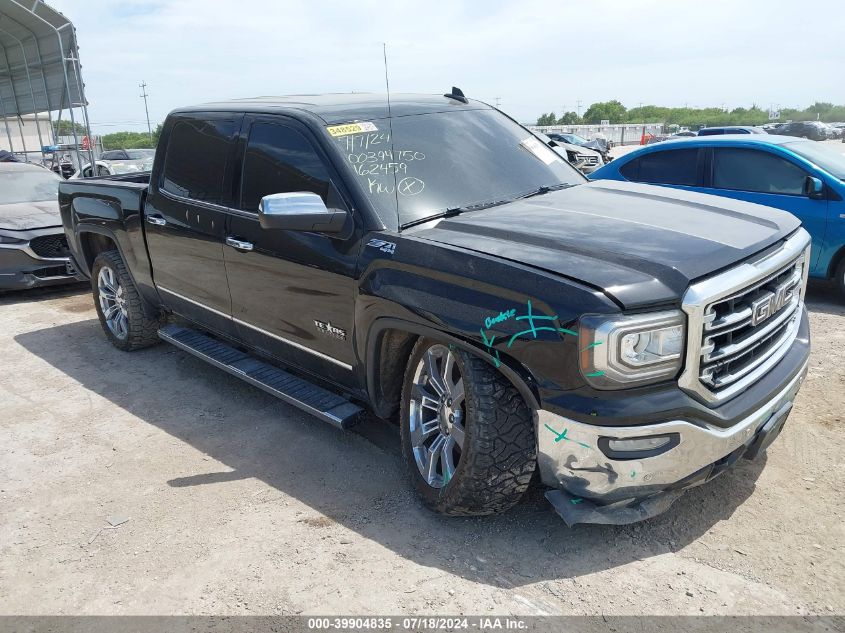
327 122 378 137
520 136 561 165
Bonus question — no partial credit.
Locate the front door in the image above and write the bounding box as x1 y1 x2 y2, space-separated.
223 116 362 388
706 147 828 274
145 113 242 335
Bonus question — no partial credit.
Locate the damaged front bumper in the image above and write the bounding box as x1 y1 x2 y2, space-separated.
537 359 808 526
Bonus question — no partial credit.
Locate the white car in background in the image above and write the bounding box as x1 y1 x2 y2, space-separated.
71 148 155 179
534 132 604 174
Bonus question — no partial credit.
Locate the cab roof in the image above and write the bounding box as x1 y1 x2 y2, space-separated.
648 134 813 148
172 93 491 125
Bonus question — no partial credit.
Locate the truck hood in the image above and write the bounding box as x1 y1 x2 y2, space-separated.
0 199 61 231
413 180 800 309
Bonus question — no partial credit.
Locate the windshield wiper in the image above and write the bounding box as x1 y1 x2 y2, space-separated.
400 208 465 230
399 184 575 230
399 198 511 230
516 183 576 200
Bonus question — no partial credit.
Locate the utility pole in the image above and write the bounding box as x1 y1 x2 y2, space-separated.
576 99 582 117
139 80 152 142
495 96 501 109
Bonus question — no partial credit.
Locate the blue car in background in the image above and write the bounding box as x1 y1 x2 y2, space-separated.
590 135 845 296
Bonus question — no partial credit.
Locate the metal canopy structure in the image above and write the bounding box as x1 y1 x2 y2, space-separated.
0 0 93 167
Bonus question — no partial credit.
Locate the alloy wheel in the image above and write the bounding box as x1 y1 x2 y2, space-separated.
408 344 466 488
97 266 128 340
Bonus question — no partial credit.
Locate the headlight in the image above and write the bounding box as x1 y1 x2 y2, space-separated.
579 310 686 388
797 245 811 303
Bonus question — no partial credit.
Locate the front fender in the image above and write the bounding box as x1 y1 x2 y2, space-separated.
355 236 619 415
365 315 541 416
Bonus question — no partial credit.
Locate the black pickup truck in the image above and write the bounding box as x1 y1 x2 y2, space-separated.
59 92 811 525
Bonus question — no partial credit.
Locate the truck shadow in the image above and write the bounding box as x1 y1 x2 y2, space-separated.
16 318 767 589
0 282 87 306
805 282 845 317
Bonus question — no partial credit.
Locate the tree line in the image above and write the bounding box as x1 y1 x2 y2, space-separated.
536 101 845 128
54 120 163 149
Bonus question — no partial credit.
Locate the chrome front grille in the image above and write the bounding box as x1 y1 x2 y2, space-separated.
700 258 803 391
580 155 599 166
679 229 811 406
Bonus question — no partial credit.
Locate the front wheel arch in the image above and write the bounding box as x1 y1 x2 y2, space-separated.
365 318 541 419
826 244 845 279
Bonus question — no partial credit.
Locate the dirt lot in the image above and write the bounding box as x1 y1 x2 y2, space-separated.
0 281 843 616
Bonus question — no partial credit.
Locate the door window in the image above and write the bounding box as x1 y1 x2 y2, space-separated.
239 122 331 212
620 148 699 186
712 148 808 195
161 117 239 204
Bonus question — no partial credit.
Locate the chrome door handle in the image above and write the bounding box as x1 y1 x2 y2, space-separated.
226 237 254 252
146 215 167 226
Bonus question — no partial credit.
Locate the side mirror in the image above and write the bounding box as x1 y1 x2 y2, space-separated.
258 192 348 233
804 176 824 200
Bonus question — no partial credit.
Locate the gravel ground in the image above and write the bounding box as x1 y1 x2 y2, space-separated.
0 281 842 616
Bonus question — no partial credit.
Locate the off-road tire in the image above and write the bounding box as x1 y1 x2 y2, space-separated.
399 338 536 516
91 250 162 351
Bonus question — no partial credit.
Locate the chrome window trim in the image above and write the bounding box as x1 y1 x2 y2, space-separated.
157 286 352 371
679 229 811 406
157 189 258 220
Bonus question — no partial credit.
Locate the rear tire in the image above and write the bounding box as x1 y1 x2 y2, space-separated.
91 250 162 351
399 338 536 516
836 258 845 300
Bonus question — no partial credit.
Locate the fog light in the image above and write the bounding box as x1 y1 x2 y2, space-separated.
608 436 671 452
598 433 680 460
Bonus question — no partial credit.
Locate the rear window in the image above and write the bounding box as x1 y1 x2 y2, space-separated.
620 148 699 186
161 117 239 204
697 128 725 136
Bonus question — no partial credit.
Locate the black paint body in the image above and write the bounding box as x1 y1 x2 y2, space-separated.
58 95 809 429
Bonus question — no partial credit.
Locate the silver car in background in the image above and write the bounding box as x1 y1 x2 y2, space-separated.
534 132 605 174
72 148 155 178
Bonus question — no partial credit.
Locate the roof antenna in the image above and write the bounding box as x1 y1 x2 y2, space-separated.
444 86 468 104
382 43 400 228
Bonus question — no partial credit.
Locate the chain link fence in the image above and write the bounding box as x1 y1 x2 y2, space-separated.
529 123 666 145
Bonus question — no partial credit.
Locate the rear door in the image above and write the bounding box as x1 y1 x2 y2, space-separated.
223 115 363 388
144 113 241 335
618 147 706 192
706 146 828 272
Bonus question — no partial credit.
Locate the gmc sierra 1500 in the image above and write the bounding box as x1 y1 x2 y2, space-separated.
59 92 811 525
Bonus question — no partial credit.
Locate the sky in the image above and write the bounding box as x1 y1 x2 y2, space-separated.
46 0 845 134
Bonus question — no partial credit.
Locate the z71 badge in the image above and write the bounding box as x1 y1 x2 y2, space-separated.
314 320 347 340
366 238 396 255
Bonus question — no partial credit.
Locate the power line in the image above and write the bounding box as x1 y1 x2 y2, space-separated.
139 80 152 141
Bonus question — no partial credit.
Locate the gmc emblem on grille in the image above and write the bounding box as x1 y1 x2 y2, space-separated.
750 280 796 326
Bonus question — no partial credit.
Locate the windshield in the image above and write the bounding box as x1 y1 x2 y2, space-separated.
125 149 155 160
785 141 845 180
327 109 584 228
0 169 61 204
562 133 589 145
